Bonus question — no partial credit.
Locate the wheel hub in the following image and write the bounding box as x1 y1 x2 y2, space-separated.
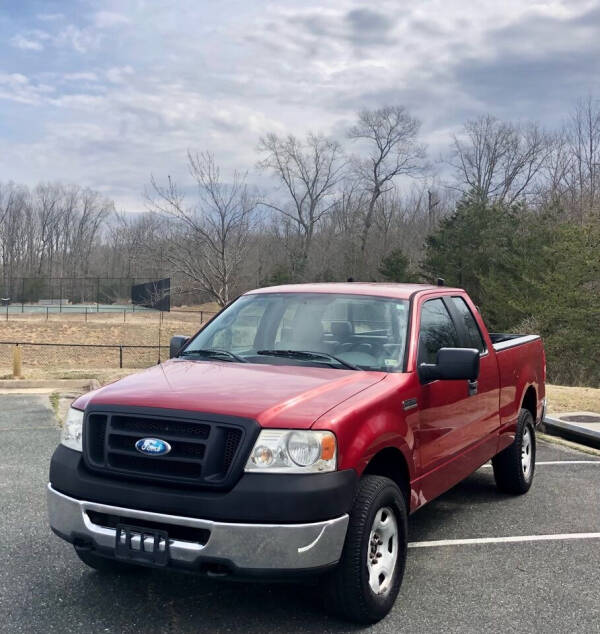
367 506 398 595
521 427 533 480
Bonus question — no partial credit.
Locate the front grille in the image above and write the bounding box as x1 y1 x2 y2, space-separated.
111 416 210 439
83 408 258 489
223 429 243 472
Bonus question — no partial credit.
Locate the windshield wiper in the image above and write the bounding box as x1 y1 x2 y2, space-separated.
256 349 360 370
179 348 249 363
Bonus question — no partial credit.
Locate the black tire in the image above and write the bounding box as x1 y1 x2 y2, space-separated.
492 408 536 495
75 549 145 574
322 475 408 624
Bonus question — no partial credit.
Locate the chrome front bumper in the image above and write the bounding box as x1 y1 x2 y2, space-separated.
47 485 349 572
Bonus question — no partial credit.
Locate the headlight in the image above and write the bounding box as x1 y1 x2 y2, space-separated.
245 430 336 473
60 407 84 452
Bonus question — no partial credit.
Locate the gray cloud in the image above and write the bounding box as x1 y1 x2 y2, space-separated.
451 4 600 122
0 0 599 210
490 3 600 44
455 52 600 122
345 8 396 45
288 7 397 50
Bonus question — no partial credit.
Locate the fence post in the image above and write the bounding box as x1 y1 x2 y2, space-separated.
5 304 8 321
119 346 123 369
200 310 203 322
85 307 88 322
13 344 22 379
123 309 126 323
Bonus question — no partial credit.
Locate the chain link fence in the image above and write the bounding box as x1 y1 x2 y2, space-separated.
0 307 220 379
1 304 218 324
0 341 170 376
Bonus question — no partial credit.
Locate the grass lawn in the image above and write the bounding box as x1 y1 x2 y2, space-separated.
0 306 215 379
546 384 600 414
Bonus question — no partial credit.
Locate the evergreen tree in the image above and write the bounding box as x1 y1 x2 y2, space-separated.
422 193 533 329
378 249 410 282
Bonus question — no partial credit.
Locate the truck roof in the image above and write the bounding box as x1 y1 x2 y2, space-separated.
244 282 463 300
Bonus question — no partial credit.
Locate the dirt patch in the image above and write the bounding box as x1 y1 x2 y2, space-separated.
546 384 600 414
0 311 208 379
174 302 221 313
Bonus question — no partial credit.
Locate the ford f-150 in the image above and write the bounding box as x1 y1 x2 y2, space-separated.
48 282 546 623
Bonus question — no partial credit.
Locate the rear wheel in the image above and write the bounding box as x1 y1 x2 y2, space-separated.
322 475 408 624
75 549 145 573
492 408 536 494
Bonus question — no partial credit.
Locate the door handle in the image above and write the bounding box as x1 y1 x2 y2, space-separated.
468 380 478 396
402 398 418 411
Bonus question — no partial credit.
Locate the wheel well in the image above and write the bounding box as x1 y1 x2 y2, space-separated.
362 447 411 510
522 386 537 421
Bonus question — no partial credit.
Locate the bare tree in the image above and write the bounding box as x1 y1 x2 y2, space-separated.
0 182 29 297
450 115 552 206
320 181 365 278
348 106 426 261
63 187 113 280
32 183 61 275
567 96 600 222
108 211 166 279
258 132 344 279
536 130 574 211
148 151 256 306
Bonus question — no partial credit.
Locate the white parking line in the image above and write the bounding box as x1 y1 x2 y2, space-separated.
480 460 600 467
408 533 600 548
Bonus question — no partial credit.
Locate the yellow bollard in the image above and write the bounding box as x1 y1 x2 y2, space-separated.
13 344 22 379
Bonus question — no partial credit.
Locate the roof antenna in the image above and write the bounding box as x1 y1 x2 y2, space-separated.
436 277 445 286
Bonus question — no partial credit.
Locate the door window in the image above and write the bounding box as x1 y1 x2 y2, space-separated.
418 298 460 364
450 297 486 353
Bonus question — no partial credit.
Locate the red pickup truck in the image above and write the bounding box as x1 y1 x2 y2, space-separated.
48 283 546 623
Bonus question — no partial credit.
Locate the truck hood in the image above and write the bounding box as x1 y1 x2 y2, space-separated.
74 359 387 429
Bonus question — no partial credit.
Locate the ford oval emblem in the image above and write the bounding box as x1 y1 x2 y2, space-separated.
135 438 171 456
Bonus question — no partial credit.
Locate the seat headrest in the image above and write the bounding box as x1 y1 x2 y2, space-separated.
331 321 353 341
290 311 323 347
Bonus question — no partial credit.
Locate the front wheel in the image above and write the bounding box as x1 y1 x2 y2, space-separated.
322 475 408 624
492 408 536 494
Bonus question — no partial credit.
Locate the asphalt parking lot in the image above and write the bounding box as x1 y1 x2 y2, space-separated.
1 394 599 633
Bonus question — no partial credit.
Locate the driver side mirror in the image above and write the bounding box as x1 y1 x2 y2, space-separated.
170 335 190 358
419 347 480 383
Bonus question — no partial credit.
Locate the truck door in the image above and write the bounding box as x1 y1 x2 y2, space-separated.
446 294 500 454
416 295 499 497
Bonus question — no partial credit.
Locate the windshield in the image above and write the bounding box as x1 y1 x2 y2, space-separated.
182 293 409 372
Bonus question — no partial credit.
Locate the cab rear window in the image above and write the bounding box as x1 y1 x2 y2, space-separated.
450 297 486 353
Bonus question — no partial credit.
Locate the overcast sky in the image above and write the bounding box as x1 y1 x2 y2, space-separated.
1 0 599 210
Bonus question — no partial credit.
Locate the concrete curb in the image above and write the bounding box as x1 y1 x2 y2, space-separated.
543 415 600 450
0 379 100 390
537 432 600 457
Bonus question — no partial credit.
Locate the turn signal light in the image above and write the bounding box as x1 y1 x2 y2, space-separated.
321 434 336 461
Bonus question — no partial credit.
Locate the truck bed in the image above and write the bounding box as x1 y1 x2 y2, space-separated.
490 333 545 427
489 333 541 351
